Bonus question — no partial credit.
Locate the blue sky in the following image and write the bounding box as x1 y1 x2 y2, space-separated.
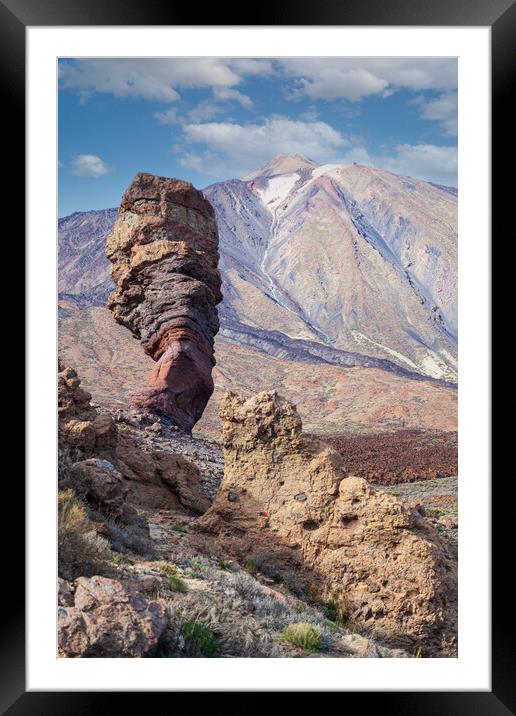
58 58 457 216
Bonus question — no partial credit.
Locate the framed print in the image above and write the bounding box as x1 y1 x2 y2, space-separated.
8 0 506 708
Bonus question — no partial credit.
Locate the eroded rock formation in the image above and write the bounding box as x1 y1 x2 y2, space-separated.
106 173 222 432
58 360 117 454
197 391 457 655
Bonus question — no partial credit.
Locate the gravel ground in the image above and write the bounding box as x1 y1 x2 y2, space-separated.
104 407 225 499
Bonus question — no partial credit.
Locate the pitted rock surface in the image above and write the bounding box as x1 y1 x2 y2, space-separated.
197 390 457 655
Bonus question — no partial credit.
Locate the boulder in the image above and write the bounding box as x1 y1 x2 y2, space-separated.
69 458 129 518
58 576 168 658
197 391 457 655
115 432 211 514
106 173 222 432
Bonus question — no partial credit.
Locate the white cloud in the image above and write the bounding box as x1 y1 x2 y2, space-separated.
280 58 457 102
185 101 225 123
298 68 388 102
181 116 347 176
70 154 111 178
212 87 253 109
418 92 458 135
154 107 180 124
378 144 457 187
59 59 242 102
227 58 275 76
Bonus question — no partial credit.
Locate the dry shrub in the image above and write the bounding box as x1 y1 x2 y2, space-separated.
58 489 110 580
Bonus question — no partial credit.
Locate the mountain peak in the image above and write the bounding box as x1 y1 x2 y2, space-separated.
243 153 319 181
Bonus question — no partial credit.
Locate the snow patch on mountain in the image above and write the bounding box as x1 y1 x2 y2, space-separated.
311 164 343 180
255 173 300 213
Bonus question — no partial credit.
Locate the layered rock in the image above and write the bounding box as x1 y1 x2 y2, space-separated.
58 576 168 657
197 391 457 655
106 173 222 432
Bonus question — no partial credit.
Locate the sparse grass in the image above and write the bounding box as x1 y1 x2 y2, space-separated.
317 598 349 625
426 508 446 519
58 489 110 580
245 558 258 574
169 523 187 534
272 574 284 584
58 489 91 542
182 620 219 657
110 553 135 567
158 562 188 593
217 557 231 570
160 561 354 658
168 573 188 593
282 623 323 652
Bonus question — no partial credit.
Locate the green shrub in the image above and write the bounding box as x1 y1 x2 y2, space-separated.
168 573 188 593
182 620 219 657
158 562 188 593
169 523 187 534
282 623 323 652
190 557 208 575
320 599 348 624
245 558 258 574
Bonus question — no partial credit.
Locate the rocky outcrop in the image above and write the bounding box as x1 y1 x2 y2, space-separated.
58 576 168 657
106 173 222 432
69 459 129 519
197 391 457 655
115 429 211 514
58 360 211 515
58 360 117 454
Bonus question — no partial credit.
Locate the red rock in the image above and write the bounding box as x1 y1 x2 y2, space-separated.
106 173 222 432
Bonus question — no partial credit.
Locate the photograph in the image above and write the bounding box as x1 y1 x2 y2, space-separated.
57 56 460 660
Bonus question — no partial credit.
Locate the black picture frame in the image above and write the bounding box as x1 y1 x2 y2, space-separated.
9 0 506 710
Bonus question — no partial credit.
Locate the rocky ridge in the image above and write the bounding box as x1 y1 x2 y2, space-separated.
58 301 458 439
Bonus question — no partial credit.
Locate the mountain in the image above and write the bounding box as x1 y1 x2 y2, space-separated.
58 208 118 305
58 155 458 422
205 157 457 382
242 152 319 180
